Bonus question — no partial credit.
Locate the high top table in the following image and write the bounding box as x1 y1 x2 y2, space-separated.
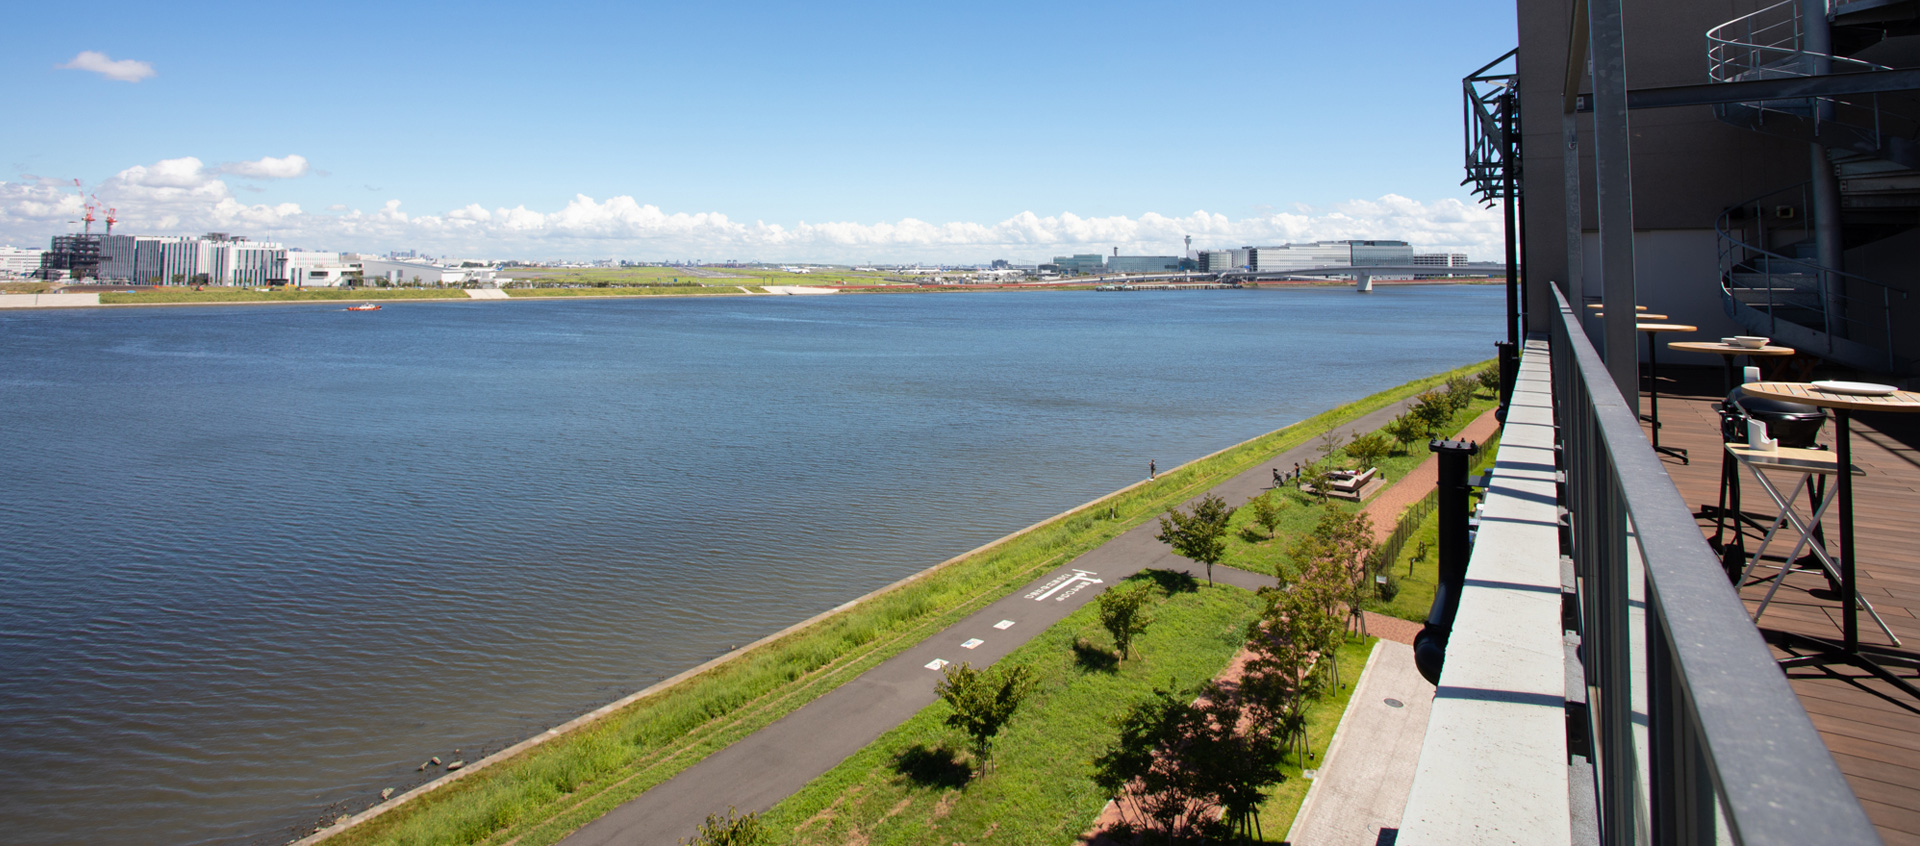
1740 381 1920 701
1669 340 1795 394
1637 323 1697 464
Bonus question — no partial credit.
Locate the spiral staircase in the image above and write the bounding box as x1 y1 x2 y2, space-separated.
1708 0 1919 372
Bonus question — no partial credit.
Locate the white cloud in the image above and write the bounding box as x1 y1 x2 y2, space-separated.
218 155 309 179
57 51 155 83
0 157 1502 261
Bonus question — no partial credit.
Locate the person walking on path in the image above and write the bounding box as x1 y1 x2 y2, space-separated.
1148 459 1157 479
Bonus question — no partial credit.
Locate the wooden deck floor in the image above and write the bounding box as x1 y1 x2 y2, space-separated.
1636 366 1920 845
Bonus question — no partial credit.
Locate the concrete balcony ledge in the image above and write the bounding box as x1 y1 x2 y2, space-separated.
1397 336 1573 845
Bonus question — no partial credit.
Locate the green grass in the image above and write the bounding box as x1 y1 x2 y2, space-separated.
316 362 1489 846
1222 389 1499 585
100 287 471 305
760 575 1266 844
512 266 901 288
1251 636 1377 842
502 285 749 298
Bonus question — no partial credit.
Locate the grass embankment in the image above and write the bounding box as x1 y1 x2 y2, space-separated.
514 266 897 287
502 285 754 298
762 575 1265 844
100 288 470 305
1220 389 1500 588
316 362 1489 846
754 385 1505 843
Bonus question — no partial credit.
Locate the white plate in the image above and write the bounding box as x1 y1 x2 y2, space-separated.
1813 380 1898 396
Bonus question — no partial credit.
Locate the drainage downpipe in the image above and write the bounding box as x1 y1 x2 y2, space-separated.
1414 438 1481 685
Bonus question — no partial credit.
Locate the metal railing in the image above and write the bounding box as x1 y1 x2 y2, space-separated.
1369 489 1435 585
1705 0 1917 158
1549 287 1878 845
1714 181 1905 369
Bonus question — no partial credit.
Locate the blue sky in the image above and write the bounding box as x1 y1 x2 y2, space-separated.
3 0 1518 262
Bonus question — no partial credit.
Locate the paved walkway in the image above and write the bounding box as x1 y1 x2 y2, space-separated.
561 399 1429 845
1284 641 1434 845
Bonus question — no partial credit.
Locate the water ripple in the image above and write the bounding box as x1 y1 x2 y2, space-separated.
0 287 1498 844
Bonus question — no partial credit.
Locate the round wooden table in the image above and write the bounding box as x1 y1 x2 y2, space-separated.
1668 340 1796 394
1596 312 1668 320
1587 303 1648 310
1740 381 1920 701
1637 323 1697 463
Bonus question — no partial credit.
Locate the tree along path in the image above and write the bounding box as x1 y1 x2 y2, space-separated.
559 397 1437 846
1077 407 1502 841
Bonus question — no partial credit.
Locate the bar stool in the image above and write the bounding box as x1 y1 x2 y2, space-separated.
1726 442 1899 644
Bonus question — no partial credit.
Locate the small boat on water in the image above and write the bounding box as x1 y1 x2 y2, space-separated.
347 303 381 311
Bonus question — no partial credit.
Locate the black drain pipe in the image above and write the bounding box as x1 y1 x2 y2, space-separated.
1414 438 1480 685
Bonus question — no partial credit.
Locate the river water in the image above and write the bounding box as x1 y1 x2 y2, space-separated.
0 285 1498 844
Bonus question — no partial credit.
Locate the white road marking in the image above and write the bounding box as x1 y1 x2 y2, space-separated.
993 620 1015 630
961 638 983 649
925 659 950 671
1025 569 1103 602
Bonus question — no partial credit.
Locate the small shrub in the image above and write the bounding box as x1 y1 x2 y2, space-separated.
683 807 769 845
1097 581 1155 660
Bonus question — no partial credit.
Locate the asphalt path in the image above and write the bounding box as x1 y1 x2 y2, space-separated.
562 396 1419 845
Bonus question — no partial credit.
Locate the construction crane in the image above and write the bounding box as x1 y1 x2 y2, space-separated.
74 179 97 236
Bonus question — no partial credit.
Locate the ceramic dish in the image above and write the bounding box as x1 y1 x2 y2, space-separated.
1730 336 1770 349
1812 380 1899 396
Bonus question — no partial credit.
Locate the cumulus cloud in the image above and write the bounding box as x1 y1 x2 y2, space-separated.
0 157 1502 261
57 51 155 83
218 155 309 179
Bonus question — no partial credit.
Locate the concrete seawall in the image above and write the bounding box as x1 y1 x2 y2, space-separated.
0 293 101 308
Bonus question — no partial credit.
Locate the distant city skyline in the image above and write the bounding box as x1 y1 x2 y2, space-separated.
1 0 1518 263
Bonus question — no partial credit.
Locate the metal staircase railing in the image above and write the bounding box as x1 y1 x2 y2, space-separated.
1715 181 1905 371
1706 0 1920 165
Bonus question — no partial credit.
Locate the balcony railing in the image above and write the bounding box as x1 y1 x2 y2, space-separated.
1549 287 1878 844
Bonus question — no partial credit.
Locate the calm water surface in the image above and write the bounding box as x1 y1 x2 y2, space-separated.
0 286 1498 844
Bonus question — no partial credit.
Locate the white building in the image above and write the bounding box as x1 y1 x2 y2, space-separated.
207 240 286 286
0 246 45 278
157 238 214 284
286 250 358 287
145 234 287 285
356 257 471 287
1412 252 1471 278
1249 242 1352 272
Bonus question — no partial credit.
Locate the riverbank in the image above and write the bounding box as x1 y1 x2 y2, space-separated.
304 361 1493 846
0 277 1497 309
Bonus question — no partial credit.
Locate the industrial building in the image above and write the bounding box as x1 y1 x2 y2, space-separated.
1348 239 1414 266
1198 249 1250 272
1105 255 1184 273
1049 254 1107 274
